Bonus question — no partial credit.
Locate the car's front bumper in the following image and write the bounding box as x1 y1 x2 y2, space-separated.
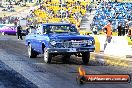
47 47 95 53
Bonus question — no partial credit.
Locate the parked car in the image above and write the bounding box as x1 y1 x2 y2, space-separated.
0 24 5 28
0 25 17 35
0 25 27 35
25 23 95 64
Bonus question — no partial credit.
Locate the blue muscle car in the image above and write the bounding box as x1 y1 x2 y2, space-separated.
25 23 95 64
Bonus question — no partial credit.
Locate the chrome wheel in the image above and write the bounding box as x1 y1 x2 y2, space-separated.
28 44 31 57
28 44 37 58
44 49 48 63
2 32 5 35
44 48 52 63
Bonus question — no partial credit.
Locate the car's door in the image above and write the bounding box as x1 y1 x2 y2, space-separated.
35 25 48 53
32 33 38 50
27 32 37 50
35 34 44 53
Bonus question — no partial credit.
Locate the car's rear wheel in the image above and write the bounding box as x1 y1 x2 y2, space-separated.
44 48 52 63
28 44 37 58
82 52 90 65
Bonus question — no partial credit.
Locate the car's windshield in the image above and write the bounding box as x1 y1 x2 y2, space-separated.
44 25 78 34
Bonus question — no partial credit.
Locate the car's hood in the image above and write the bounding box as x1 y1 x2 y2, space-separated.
48 33 94 40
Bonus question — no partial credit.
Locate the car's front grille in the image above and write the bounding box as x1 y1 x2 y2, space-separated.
56 40 87 48
63 41 71 48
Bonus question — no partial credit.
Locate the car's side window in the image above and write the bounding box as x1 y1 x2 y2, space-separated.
44 26 53 34
43 26 47 34
29 27 36 34
36 25 43 34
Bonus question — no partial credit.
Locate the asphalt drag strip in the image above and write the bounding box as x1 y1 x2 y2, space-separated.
0 60 37 88
0 35 131 67
0 36 132 88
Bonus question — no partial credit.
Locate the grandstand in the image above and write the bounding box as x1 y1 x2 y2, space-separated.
29 0 91 27
91 2 132 32
26 0 132 33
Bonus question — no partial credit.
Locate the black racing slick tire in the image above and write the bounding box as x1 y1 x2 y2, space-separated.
82 52 90 65
28 44 37 58
44 48 52 64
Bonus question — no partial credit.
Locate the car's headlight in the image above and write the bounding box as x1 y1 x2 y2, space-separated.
87 40 94 45
82 40 93 45
50 41 57 46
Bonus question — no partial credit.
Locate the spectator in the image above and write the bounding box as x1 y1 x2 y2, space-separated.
76 19 81 32
117 23 122 36
17 24 23 40
102 20 112 50
26 27 30 35
128 27 132 37
92 26 97 35
122 25 125 36
125 23 129 35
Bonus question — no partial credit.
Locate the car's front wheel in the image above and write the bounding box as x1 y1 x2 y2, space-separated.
28 44 37 58
82 52 90 65
44 48 52 63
